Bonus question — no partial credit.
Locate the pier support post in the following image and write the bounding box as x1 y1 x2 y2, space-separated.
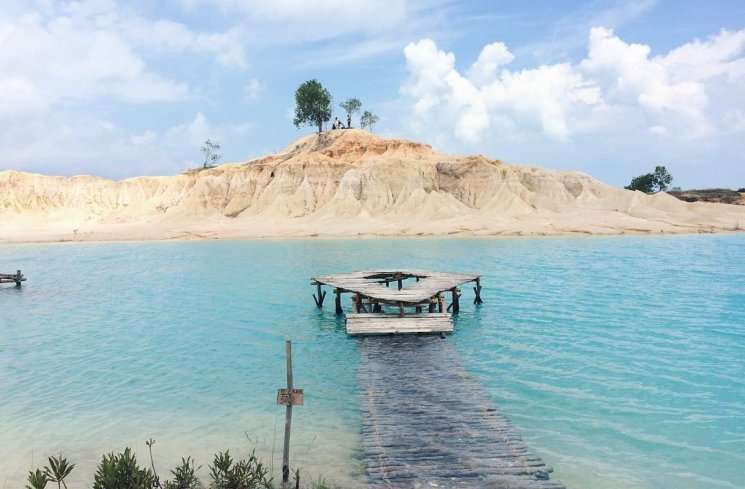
15 270 22 287
398 302 405 317
313 283 326 308
428 300 436 313
397 278 403 290
355 293 363 313
450 288 460 314
335 289 343 315
282 340 293 485
437 294 444 313
473 278 483 305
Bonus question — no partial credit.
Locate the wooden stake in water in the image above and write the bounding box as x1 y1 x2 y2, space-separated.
277 340 303 485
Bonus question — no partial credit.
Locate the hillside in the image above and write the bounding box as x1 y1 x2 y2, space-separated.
1 129 744 243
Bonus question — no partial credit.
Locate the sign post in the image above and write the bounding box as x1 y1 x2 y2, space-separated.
277 340 303 485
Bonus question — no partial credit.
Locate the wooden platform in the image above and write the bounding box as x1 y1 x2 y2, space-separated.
346 313 453 336
359 336 565 488
313 269 480 306
0 271 25 286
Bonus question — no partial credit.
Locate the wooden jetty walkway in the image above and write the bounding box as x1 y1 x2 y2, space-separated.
358 336 565 489
0 270 25 286
311 270 483 335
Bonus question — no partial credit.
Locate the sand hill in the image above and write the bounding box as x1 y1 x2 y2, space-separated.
1 129 744 243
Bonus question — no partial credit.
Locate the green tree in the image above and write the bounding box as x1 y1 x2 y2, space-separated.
339 98 362 127
625 165 673 193
201 139 222 169
360 111 379 132
44 456 75 489
293 79 332 134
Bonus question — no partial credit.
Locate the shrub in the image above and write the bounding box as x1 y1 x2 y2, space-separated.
164 457 202 489
208 450 272 489
93 448 157 489
26 468 48 489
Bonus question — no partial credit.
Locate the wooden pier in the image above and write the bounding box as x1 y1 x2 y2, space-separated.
0 270 25 287
359 336 565 489
311 270 483 335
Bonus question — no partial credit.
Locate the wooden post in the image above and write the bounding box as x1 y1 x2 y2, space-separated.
335 289 343 315
282 340 293 485
15 270 22 287
355 293 363 313
473 278 483 305
437 294 444 313
415 306 422 313
451 287 460 314
428 300 436 313
397 278 403 290
398 302 405 317
313 283 326 308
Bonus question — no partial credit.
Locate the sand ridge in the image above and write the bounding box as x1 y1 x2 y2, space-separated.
2 129 744 243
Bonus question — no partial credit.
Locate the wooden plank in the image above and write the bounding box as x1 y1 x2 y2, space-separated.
358 336 565 488
346 313 453 336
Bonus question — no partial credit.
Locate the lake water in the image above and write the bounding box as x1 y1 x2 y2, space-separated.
1 236 744 489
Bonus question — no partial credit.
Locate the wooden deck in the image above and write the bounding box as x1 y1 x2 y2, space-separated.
313 269 480 306
0 271 25 286
359 336 565 489
346 313 453 335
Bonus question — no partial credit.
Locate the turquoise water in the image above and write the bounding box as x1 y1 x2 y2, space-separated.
1 236 744 488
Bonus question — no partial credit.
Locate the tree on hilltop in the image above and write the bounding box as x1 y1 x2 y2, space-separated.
293 80 332 134
360 111 379 132
339 98 362 127
200 139 221 169
625 166 673 193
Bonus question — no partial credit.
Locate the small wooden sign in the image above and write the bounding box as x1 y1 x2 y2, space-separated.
276 388 304 406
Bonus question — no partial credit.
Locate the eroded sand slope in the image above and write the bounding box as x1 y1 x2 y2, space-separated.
2 130 744 242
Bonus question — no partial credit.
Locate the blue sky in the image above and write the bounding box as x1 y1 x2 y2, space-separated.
1 0 744 188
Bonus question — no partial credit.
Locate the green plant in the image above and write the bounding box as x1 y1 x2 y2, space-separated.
208 450 272 489
625 165 673 193
44 456 75 489
26 468 48 489
92 448 157 489
164 457 202 489
201 139 222 169
339 98 362 126
360 111 379 132
293 80 332 134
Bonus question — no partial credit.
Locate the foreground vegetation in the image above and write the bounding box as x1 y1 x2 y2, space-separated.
25 444 341 489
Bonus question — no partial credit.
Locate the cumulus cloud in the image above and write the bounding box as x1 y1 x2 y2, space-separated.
402 39 601 142
402 27 745 145
0 0 251 121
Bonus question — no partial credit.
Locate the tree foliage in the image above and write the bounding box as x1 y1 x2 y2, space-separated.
339 98 362 125
44 456 75 489
293 79 332 134
208 450 272 489
360 111 379 132
26 468 48 489
201 139 222 169
625 166 673 193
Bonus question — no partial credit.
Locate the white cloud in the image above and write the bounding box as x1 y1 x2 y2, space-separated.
402 38 601 143
1 112 253 178
402 27 745 146
181 0 408 32
0 12 187 120
467 42 514 86
243 78 263 102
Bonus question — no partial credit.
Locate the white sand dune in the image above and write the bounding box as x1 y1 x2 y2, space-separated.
1 129 744 243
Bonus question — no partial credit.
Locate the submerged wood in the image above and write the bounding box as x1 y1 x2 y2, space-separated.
358 336 565 489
